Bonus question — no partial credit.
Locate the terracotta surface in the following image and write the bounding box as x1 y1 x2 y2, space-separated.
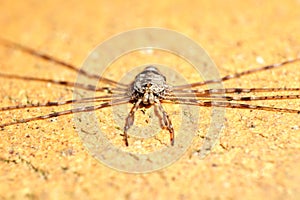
0 0 300 199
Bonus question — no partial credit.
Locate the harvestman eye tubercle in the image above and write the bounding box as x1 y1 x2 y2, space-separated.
0 38 299 146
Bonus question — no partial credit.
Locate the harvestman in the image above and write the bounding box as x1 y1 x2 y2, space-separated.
0 39 299 146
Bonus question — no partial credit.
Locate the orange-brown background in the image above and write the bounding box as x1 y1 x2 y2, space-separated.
0 0 299 199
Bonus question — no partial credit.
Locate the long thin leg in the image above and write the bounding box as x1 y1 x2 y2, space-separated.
173 58 300 90
166 94 300 101
0 72 127 92
0 37 128 87
123 99 142 146
0 94 128 112
0 97 131 128
171 87 300 95
155 100 175 145
162 98 300 113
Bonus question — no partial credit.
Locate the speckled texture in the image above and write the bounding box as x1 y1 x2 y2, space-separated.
0 0 300 199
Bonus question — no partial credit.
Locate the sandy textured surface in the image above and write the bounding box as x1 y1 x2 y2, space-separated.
0 0 300 199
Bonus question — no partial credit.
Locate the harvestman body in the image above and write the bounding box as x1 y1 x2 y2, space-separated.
0 38 300 146
125 66 174 146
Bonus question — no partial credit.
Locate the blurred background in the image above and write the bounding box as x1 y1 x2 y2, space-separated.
0 0 299 199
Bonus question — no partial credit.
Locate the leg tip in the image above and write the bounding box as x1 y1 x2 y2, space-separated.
171 139 174 146
123 136 129 146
